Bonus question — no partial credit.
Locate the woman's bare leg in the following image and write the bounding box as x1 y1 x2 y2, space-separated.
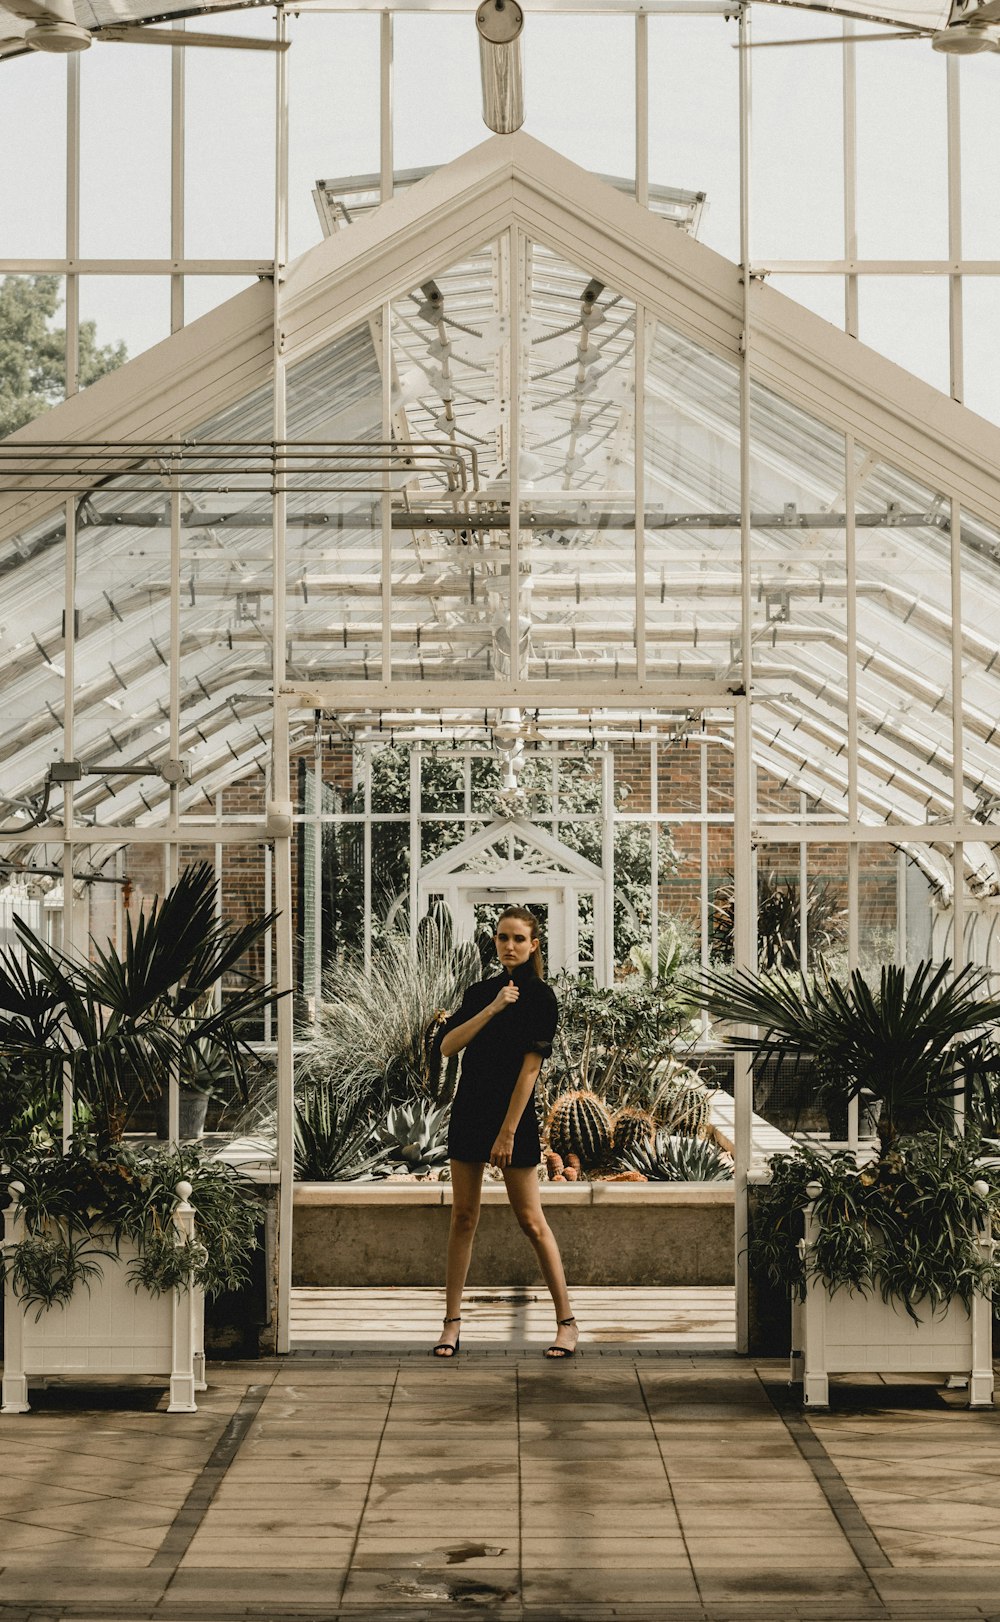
434 1159 485 1355
503 1166 578 1355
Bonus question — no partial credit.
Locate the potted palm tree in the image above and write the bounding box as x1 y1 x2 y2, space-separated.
0 862 280 1412
698 958 1000 1407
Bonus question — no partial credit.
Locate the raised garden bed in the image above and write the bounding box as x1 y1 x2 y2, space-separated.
292 1180 735 1288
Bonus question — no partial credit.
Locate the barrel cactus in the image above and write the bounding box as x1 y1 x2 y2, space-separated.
611 1106 656 1159
545 1089 613 1170
654 1068 712 1138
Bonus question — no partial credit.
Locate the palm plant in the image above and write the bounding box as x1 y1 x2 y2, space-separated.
0 862 282 1146
697 958 1000 1151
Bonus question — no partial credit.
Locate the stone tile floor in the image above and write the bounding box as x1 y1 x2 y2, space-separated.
2 1297 1000 1622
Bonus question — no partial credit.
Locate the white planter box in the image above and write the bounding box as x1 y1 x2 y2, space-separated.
790 1202 994 1410
2 1182 206 1414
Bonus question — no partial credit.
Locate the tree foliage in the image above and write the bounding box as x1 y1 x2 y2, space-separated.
0 274 127 439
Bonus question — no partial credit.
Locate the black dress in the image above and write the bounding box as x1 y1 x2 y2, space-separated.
443 962 559 1167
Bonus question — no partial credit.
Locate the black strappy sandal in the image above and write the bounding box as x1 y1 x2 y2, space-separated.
432 1316 462 1358
545 1316 578 1359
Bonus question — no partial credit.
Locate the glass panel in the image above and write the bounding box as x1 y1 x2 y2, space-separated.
751 383 849 823
286 322 383 682
79 43 170 259
287 13 380 260
524 17 633 178
182 276 259 327
647 16 739 260
957 506 1000 829
0 509 68 831
388 238 507 683
856 45 948 259
644 321 741 684
854 448 954 823
0 274 67 436
961 279 1000 428
751 11 843 261
78 277 163 374
522 243 636 682
859 842 901 971
959 53 1000 261
393 15 483 172
184 12 275 259
768 276 846 332
0 56 65 257
857 277 950 393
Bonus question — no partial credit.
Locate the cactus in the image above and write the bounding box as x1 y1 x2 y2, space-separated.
545 1089 613 1169
377 1099 450 1174
545 1149 565 1180
653 1066 713 1138
611 1106 656 1159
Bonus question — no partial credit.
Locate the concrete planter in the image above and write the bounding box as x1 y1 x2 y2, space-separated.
791 1199 995 1409
292 1180 735 1288
1 1182 206 1414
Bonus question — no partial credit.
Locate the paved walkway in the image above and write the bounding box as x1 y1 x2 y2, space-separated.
290 1285 737 1352
3 1344 1000 1621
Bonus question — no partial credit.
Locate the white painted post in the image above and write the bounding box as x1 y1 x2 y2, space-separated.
1 1187 29 1413
168 1180 199 1413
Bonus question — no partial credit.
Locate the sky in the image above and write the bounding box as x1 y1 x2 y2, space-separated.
0 2 998 422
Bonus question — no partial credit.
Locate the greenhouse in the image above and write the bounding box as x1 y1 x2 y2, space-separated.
3 0 1000 1614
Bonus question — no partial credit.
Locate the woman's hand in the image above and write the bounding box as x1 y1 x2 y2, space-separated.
489 981 519 1016
490 1126 516 1168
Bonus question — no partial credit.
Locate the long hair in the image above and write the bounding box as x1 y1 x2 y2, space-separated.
497 904 545 981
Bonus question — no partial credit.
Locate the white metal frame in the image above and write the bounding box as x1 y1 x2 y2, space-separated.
5 19 1000 1355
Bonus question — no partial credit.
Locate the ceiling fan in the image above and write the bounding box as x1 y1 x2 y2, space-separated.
0 0 289 57
743 0 1000 54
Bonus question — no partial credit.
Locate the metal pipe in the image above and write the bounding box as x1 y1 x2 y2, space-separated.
476 0 524 134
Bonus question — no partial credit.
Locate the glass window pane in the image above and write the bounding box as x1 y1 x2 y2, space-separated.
751 12 843 261
184 12 275 259
856 46 948 259
79 43 170 259
0 55 65 257
524 16 633 179
287 13 379 261
857 277 950 393
648 16 739 261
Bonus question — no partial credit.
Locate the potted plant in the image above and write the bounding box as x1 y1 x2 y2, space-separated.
0 861 282 1411
698 958 1000 1406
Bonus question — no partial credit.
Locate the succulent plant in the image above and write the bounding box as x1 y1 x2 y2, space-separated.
621 1129 734 1183
545 1089 613 1169
377 1099 450 1174
611 1106 656 1159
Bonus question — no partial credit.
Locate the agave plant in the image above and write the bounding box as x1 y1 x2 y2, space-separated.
377 1099 450 1175
293 1086 384 1182
621 1129 734 1183
696 958 1000 1152
0 862 282 1146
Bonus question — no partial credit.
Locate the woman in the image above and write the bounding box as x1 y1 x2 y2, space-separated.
432 905 578 1360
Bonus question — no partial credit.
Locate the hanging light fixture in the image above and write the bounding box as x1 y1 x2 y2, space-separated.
476 0 524 134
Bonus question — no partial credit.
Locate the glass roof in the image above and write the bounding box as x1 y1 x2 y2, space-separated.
2 149 1000 894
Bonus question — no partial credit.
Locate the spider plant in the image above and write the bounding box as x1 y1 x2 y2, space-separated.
4 1137 260 1314
696 958 1000 1152
1 862 282 1146
751 1132 1000 1320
